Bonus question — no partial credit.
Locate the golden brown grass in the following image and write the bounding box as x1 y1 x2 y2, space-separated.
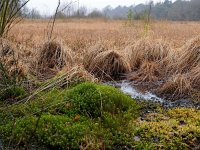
0 39 26 81
62 66 98 83
83 42 108 70
34 41 73 79
155 74 194 100
126 38 171 83
127 61 161 83
174 36 200 73
127 38 171 70
8 20 200 49
86 50 131 81
188 65 200 89
3 19 200 100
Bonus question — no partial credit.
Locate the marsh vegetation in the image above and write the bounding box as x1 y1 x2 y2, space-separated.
0 1 200 149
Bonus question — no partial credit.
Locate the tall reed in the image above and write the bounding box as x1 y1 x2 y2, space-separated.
0 0 29 37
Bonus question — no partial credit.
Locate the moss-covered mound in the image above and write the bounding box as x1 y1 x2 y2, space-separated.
0 82 139 149
67 82 139 118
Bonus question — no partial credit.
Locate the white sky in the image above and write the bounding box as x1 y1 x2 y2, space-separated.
27 0 172 15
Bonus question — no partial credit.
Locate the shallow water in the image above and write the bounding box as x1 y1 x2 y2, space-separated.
107 81 164 103
106 81 200 109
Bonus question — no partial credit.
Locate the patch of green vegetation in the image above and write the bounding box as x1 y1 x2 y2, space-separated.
66 82 139 118
0 86 27 101
0 114 91 149
0 82 140 149
0 82 199 149
0 82 139 122
133 108 200 149
0 88 69 125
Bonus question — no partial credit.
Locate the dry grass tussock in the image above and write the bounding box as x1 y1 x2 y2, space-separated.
83 42 109 70
174 36 200 73
128 38 171 70
187 65 200 89
153 36 200 99
35 41 73 79
127 61 161 83
155 74 194 100
86 50 131 81
127 38 171 83
0 39 26 81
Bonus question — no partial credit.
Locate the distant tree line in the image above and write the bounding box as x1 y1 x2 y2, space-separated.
103 0 200 21
22 0 200 21
152 0 200 20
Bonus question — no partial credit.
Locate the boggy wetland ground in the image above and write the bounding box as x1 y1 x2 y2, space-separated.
0 19 200 149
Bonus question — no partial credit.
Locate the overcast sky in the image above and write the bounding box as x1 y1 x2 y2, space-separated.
27 0 171 15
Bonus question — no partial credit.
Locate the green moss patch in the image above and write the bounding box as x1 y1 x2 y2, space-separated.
133 108 200 149
67 82 139 118
0 82 140 149
0 114 92 149
0 86 27 101
0 82 199 149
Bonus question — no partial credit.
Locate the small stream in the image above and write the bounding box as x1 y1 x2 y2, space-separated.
106 81 200 109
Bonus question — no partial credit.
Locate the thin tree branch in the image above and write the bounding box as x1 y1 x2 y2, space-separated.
48 0 61 41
